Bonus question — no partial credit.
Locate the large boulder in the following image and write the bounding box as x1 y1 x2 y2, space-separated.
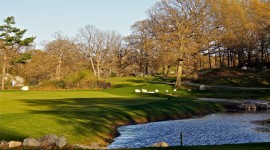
199 85 206 91
241 66 248 70
0 140 9 149
8 141 22 148
38 134 59 149
55 136 67 149
23 138 40 147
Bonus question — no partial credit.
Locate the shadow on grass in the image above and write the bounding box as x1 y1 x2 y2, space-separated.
0 128 28 142
124 78 172 84
112 84 134 88
191 88 270 100
126 79 145 84
13 97 223 145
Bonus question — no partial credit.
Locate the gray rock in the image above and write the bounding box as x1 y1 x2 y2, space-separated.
72 144 92 149
8 141 22 148
241 66 248 70
256 103 268 110
55 136 67 149
23 138 40 147
199 85 206 91
0 140 9 149
151 142 169 147
38 134 59 149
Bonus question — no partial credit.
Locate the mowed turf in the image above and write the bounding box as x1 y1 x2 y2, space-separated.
0 77 223 146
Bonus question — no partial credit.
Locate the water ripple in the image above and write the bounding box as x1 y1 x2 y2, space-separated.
108 112 270 149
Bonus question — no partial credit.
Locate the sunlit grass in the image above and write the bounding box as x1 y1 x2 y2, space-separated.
0 77 223 146
2 75 269 147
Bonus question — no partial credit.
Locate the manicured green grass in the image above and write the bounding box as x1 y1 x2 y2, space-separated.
0 77 224 146
1 75 268 148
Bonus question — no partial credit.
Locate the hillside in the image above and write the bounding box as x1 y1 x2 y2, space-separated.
196 68 270 88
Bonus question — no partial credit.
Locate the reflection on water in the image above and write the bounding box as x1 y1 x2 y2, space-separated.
108 111 270 149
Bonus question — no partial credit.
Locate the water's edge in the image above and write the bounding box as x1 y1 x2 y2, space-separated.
108 111 270 149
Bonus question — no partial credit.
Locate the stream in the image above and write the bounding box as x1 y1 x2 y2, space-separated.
108 111 270 149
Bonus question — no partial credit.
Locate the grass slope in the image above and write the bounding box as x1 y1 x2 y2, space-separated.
197 68 270 87
0 77 223 146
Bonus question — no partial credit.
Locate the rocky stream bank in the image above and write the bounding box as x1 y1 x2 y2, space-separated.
0 134 105 150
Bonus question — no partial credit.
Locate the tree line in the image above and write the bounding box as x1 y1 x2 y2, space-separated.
1 0 270 89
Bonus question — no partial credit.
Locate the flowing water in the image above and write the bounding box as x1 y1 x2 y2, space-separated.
108 111 270 149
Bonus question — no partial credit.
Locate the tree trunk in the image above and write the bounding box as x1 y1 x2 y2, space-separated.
202 59 205 69
219 48 222 68
238 50 245 67
97 61 101 80
231 52 233 67
248 48 252 67
144 59 149 76
193 59 198 82
163 65 171 77
165 65 171 77
214 54 217 68
200 58 202 70
227 50 230 68
222 49 225 67
261 40 265 63
1 51 7 90
208 50 212 69
162 65 166 77
89 57 97 77
56 58 62 80
265 51 270 63
265 51 269 63
175 59 183 87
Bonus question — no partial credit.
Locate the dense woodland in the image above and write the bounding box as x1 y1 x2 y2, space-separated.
1 0 270 89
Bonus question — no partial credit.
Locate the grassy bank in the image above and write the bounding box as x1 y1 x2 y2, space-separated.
189 88 270 100
2 75 269 147
197 68 270 88
0 76 224 146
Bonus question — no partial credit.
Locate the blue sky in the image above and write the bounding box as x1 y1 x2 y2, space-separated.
0 0 158 48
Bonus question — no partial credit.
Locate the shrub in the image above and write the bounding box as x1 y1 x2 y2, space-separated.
37 70 111 90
